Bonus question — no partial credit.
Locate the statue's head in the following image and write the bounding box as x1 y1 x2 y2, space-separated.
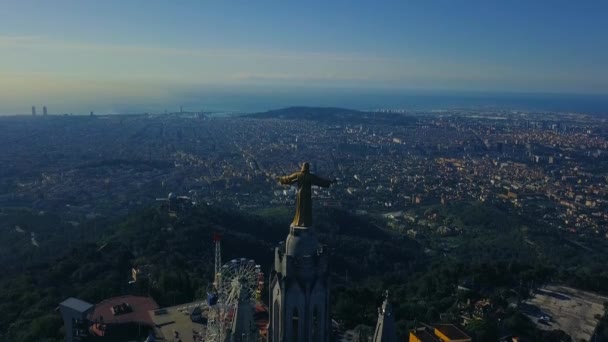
301 162 310 173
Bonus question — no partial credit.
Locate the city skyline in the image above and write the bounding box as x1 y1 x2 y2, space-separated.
1 1 607 114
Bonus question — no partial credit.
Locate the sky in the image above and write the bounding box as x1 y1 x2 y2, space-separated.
1 0 607 114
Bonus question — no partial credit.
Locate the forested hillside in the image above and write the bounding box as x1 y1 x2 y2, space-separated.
1 202 608 341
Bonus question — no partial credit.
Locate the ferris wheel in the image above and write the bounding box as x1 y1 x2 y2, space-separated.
205 258 264 342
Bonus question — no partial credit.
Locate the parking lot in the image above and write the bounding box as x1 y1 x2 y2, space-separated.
523 285 607 341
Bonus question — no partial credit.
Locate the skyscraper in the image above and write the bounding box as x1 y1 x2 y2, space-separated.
31 106 36 116
43 106 48 116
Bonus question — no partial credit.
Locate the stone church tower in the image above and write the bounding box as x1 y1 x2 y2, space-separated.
372 291 398 342
268 224 330 342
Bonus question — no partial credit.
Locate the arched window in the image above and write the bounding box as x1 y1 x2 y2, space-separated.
312 306 319 342
273 300 280 342
291 307 299 342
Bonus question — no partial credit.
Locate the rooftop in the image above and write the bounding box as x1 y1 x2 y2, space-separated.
60 297 95 313
410 329 441 342
434 324 471 341
89 295 158 327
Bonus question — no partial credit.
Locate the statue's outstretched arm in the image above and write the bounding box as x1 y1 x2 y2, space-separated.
312 174 333 188
278 173 299 185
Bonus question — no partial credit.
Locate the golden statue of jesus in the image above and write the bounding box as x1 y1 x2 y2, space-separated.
277 162 334 227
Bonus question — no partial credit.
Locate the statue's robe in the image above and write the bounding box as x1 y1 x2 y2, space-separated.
279 170 331 227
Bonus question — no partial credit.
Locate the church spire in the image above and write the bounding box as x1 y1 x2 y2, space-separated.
373 290 398 342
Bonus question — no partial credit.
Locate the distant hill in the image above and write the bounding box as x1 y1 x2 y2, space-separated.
246 106 416 125
247 106 362 120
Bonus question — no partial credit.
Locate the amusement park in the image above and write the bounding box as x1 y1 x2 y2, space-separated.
59 232 268 342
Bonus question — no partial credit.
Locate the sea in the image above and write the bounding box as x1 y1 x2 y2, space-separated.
3 90 608 116
180 90 608 116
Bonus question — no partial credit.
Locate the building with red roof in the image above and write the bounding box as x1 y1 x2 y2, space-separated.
88 295 158 340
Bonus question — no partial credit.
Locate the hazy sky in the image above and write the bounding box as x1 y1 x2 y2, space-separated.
1 1 607 113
